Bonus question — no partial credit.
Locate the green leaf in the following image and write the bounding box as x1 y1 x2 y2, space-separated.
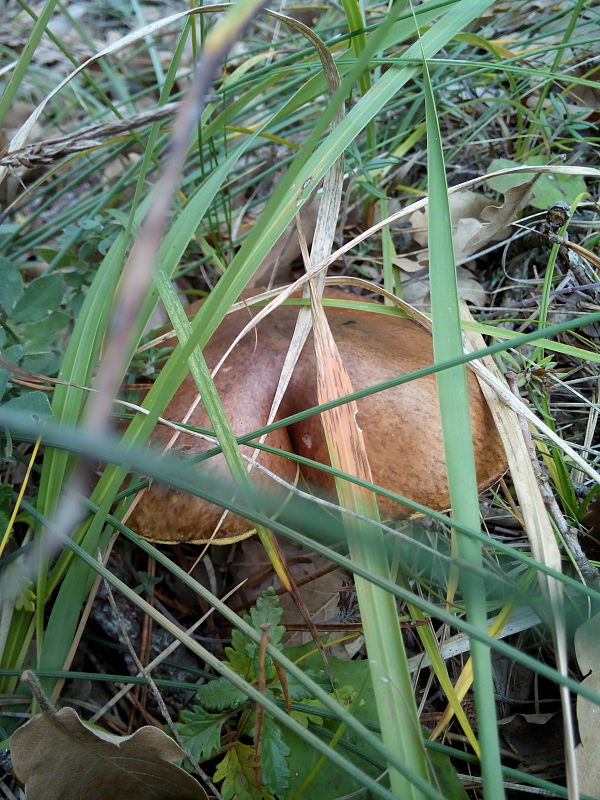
260 718 290 797
487 157 587 210
12 274 64 323
175 706 227 762
22 354 62 377
22 312 70 352
195 677 248 711
280 655 382 800
0 257 24 313
286 669 332 702
214 742 273 800
0 483 12 508
0 344 24 401
0 482 12 539
244 589 285 677
1 391 53 423
426 747 469 800
230 628 250 658
226 590 285 679
248 588 285 647
223 645 253 678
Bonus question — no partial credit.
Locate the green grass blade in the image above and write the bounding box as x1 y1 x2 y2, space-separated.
423 58 505 796
0 0 61 128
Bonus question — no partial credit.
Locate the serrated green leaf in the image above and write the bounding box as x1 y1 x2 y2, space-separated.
12 274 64 323
248 589 285 646
175 706 227 762
231 627 249 656
224 645 253 678
245 590 285 675
196 677 248 711
260 718 290 796
214 742 274 800
0 257 24 313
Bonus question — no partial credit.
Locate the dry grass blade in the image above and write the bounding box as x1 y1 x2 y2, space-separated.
308 282 378 512
461 305 578 800
209 165 600 361
0 103 180 169
218 10 344 420
306 282 431 796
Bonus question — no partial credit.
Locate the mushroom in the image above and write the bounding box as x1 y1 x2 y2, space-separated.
127 288 506 544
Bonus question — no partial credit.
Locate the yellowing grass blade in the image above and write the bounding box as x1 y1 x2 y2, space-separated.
308 282 432 799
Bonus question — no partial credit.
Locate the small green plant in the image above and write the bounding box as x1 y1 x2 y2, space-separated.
175 589 327 799
175 588 469 800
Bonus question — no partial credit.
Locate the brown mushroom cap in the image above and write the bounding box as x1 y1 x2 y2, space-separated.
128 289 506 544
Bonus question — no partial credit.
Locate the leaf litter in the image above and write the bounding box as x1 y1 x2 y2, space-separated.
2 1 600 798
11 704 208 800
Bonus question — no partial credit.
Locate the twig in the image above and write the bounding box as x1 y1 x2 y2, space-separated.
21 671 53 713
89 579 246 723
103 578 223 800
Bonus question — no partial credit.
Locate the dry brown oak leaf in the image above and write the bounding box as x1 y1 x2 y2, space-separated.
11 706 207 800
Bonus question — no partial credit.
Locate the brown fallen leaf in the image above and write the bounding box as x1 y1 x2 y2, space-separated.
408 190 490 250
458 178 536 259
11 706 207 800
406 181 535 263
391 259 486 310
574 612 600 796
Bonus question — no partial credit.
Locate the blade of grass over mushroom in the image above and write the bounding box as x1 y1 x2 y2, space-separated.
423 62 505 795
6 425 588 618
272 282 481 754
307 287 432 797
10 388 600 611
154 271 294 588
6 414 600 704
